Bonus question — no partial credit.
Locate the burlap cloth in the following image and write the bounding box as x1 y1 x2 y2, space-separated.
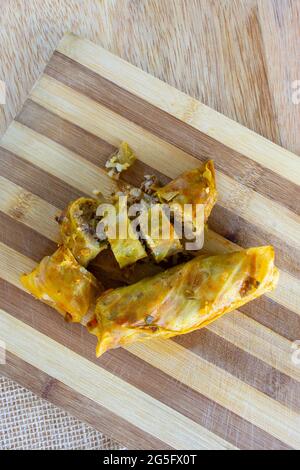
0 376 125 450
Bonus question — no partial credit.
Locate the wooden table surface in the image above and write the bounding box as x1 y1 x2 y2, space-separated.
0 0 299 155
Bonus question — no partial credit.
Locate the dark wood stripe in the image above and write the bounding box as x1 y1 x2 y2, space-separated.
16 99 170 189
0 147 85 209
46 51 300 215
14 100 299 279
209 205 300 280
239 296 300 344
0 278 290 450
175 329 300 412
0 211 56 262
1 351 166 450
16 100 116 167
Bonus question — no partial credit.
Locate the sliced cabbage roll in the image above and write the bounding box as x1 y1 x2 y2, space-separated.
21 246 101 323
59 197 107 267
156 160 217 223
105 200 147 269
88 246 278 357
138 204 182 263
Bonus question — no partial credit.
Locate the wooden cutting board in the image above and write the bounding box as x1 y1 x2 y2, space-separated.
0 33 299 450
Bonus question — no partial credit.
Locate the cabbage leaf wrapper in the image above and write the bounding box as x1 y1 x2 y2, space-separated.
21 246 101 323
88 246 278 357
59 197 107 267
156 160 217 223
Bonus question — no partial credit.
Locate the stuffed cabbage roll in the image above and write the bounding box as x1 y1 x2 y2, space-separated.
138 204 182 263
21 246 101 323
105 200 147 269
59 197 107 267
88 246 278 357
156 160 217 223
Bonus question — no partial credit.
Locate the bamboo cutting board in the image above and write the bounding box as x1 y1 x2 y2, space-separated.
0 33 300 450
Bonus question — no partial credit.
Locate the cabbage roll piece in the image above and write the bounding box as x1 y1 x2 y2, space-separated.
138 204 182 263
88 246 278 357
59 197 107 267
21 246 101 323
105 142 136 179
156 160 217 223
106 201 147 269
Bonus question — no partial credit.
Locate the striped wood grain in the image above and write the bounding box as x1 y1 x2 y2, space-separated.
0 34 299 450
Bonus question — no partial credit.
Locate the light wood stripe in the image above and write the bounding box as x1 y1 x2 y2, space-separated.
1 351 170 450
1 122 117 200
0 175 59 243
57 33 300 186
0 242 299 448
17 99 115 169
1 177 299 382
0 211 56 264
0 146 83 210
0 242 36 286
0 308 236 450
269 271 300 314
26 74 300 252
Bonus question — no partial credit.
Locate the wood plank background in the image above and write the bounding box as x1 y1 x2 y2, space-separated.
0 0 299 155
0 1 299 450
